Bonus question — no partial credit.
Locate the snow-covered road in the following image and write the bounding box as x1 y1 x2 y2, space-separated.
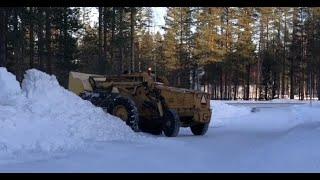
1 67 320 172
2 105 320 172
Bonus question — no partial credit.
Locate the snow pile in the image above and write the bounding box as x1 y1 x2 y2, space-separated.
210 99 320 133
210 100 251 127
0 68 24 106
0 68 143 155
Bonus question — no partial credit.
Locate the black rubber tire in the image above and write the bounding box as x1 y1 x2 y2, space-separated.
162 109 180 137
107 95 140 132
103 94 118 111
190 122 209 136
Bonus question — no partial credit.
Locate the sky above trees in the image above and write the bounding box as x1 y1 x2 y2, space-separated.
86 7 166 34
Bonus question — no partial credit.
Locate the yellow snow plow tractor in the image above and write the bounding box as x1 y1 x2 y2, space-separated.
68 71 211 137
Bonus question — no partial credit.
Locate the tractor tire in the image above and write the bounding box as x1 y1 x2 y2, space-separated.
162 109 180 137
107 95 140 132
190 122 209 136
103 93 118 112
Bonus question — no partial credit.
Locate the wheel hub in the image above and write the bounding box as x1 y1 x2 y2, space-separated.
113 105 128 121
165 120 171 127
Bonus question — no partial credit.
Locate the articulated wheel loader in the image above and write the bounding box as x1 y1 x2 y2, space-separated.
68 70 212 137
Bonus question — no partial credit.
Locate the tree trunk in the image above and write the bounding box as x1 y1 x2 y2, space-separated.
119 8 125 74
233 84 237 100
0 8 6 67
224 73 227 99
266 16 269 50
281 10 287 98
98 7 103 73
256 19 263 100
103 7 107 71
242 76 245 100
214 84 217 99
234 68 239 100
38 9 44 71
290 57 294 99
29 7 34 68
225 8 230 52
130 7 135 73
271 71 277 99
245 63 250 100
298 74 301 100
290 8 300 100
45 8 52 74
13 9 21 81
63 7 68 64
228 83 232 100
110 7 115 74
220 68 223 100
179 7 183 87
20 9 25 81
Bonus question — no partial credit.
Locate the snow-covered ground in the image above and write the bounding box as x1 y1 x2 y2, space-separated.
1 67 320 172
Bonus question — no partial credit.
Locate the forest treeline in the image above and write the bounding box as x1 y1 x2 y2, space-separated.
1 7 320 100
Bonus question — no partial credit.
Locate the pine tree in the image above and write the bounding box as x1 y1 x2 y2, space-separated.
289 8 301 99
234 7 256 100
98 7 103 73
153 31 166 77
162 7 196 88
163 8 180 85
130 7 136 73
138 30 154 71
0 8 7 66
28 7 35 68
45 7 52 74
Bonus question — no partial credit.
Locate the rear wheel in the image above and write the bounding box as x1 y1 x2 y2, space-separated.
107 95 140 132
190 122 209 136
162 109 180 137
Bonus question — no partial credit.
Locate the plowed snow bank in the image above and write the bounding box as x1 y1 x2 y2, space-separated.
210 100 251 127
0 68 142 154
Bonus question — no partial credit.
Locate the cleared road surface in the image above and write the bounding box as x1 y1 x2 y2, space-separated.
226 101 310 109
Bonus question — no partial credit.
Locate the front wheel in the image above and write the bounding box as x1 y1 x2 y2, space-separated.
107 95 140 132
190 122 209 136
162 109 180 137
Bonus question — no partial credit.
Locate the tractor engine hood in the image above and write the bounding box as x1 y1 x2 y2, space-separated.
154 84 211 109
